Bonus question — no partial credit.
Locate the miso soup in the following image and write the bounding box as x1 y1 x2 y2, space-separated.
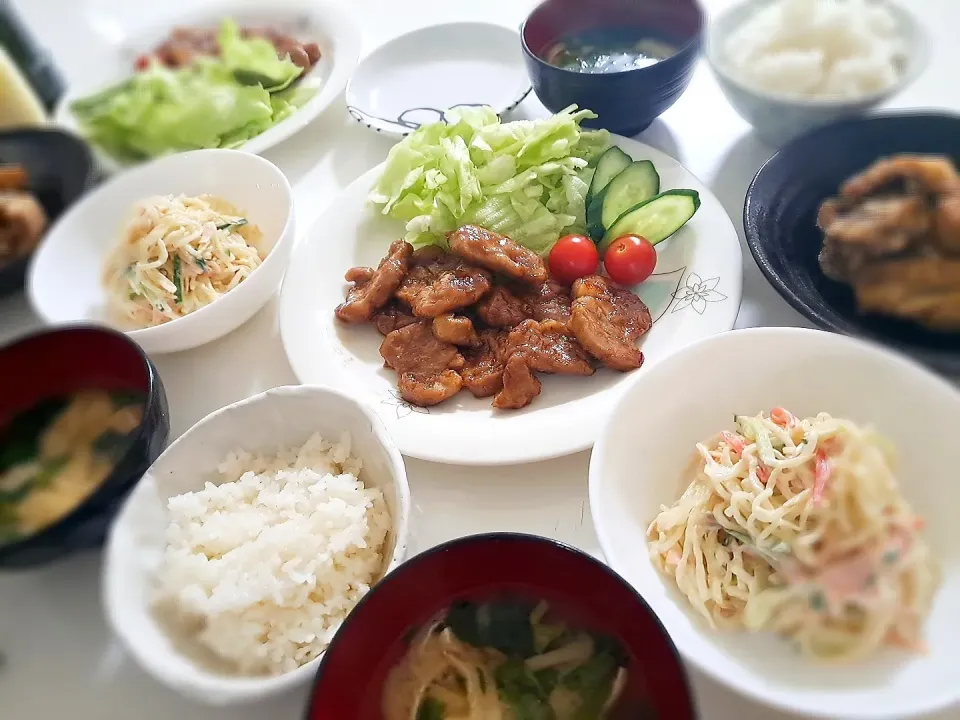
543 27 680 74
0 389 145 543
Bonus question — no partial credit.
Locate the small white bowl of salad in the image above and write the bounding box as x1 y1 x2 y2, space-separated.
56 0 361 171
28 149 295 354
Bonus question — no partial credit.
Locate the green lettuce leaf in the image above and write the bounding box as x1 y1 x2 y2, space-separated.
218 18 302 91
70 19 309 162
369 105 610 253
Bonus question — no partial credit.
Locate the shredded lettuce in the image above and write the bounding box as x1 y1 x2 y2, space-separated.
369 105 610 254
69 19 311 163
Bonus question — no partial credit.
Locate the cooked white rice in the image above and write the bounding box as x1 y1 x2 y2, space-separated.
723 0 905 99
153 432 391 676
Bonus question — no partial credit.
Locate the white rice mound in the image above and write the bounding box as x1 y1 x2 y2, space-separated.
153 432 391 676
723 0 906 99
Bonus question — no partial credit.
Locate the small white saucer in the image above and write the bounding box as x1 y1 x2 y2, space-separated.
346 22 531 137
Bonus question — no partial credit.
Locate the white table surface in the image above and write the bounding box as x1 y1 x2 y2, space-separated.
1 1 957 719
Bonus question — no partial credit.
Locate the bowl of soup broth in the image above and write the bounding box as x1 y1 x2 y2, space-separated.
305 533 696 720
522 0 704 136
0 325 169 567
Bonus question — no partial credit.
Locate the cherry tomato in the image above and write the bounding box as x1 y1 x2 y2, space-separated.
604 234 657 286
548 234 599 285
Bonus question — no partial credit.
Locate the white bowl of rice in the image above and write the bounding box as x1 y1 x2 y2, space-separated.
28 149 295 354
589 328 960 719
706 0 929 147
102 385 410 705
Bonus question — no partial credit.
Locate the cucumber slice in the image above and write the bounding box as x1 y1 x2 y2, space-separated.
599 190 701 252
586 146 632 209
586 160 660 239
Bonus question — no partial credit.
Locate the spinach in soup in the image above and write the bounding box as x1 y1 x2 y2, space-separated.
543 28 679 74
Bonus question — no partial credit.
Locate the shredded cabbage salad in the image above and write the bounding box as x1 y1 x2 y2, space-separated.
369 105 611 254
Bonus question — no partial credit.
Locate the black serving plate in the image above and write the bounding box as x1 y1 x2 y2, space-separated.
744 112 960 375
0 326 169 568
0 128 95 296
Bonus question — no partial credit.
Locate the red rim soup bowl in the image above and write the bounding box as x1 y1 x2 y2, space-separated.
0 325 169 568
305 532 697 719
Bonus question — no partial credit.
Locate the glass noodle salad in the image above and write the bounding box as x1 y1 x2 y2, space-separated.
647 409 939 662
103 194 264 328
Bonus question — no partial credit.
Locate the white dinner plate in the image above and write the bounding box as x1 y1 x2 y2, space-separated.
345 22 531 138
55 0 361 172
279 134 743 465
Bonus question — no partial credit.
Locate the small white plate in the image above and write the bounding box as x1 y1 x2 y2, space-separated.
345 22 531 138
590 327 960 719
56 0 361 171
278 134 743 465
28 149 295 355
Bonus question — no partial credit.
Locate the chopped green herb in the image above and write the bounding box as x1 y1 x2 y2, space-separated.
195 257 207 271
173 254 183 304
416 698 445 720
446 601 535 657
0 397 68 472
93 430 134 460
110 389 145 407
495 658 552 719
882 550 899 565
33 455 69 489
809 591 825 611
723 527 754 546
128 291 138 300
561 651 620 720
0 483 33 505
216 218 248 231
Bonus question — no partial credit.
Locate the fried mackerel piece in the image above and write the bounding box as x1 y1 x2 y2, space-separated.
335 239 413 323
447 225 548 285
569 275 652 371
380 321 465 406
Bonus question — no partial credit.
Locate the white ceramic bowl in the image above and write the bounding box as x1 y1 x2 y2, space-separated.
589 328 960 719
28 149 294 354
102 385 411 706
706 0 929 147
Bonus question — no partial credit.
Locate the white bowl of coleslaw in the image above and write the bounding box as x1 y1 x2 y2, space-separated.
589 327 960 719
27 149 295 354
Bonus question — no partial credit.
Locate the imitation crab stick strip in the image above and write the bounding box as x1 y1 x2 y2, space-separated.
813 449 831 505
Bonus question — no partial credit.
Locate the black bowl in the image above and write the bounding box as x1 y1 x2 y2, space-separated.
306 533 696 720
0 128 96 296
744 112 960 374
0 326 169 568
521 0 704 137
